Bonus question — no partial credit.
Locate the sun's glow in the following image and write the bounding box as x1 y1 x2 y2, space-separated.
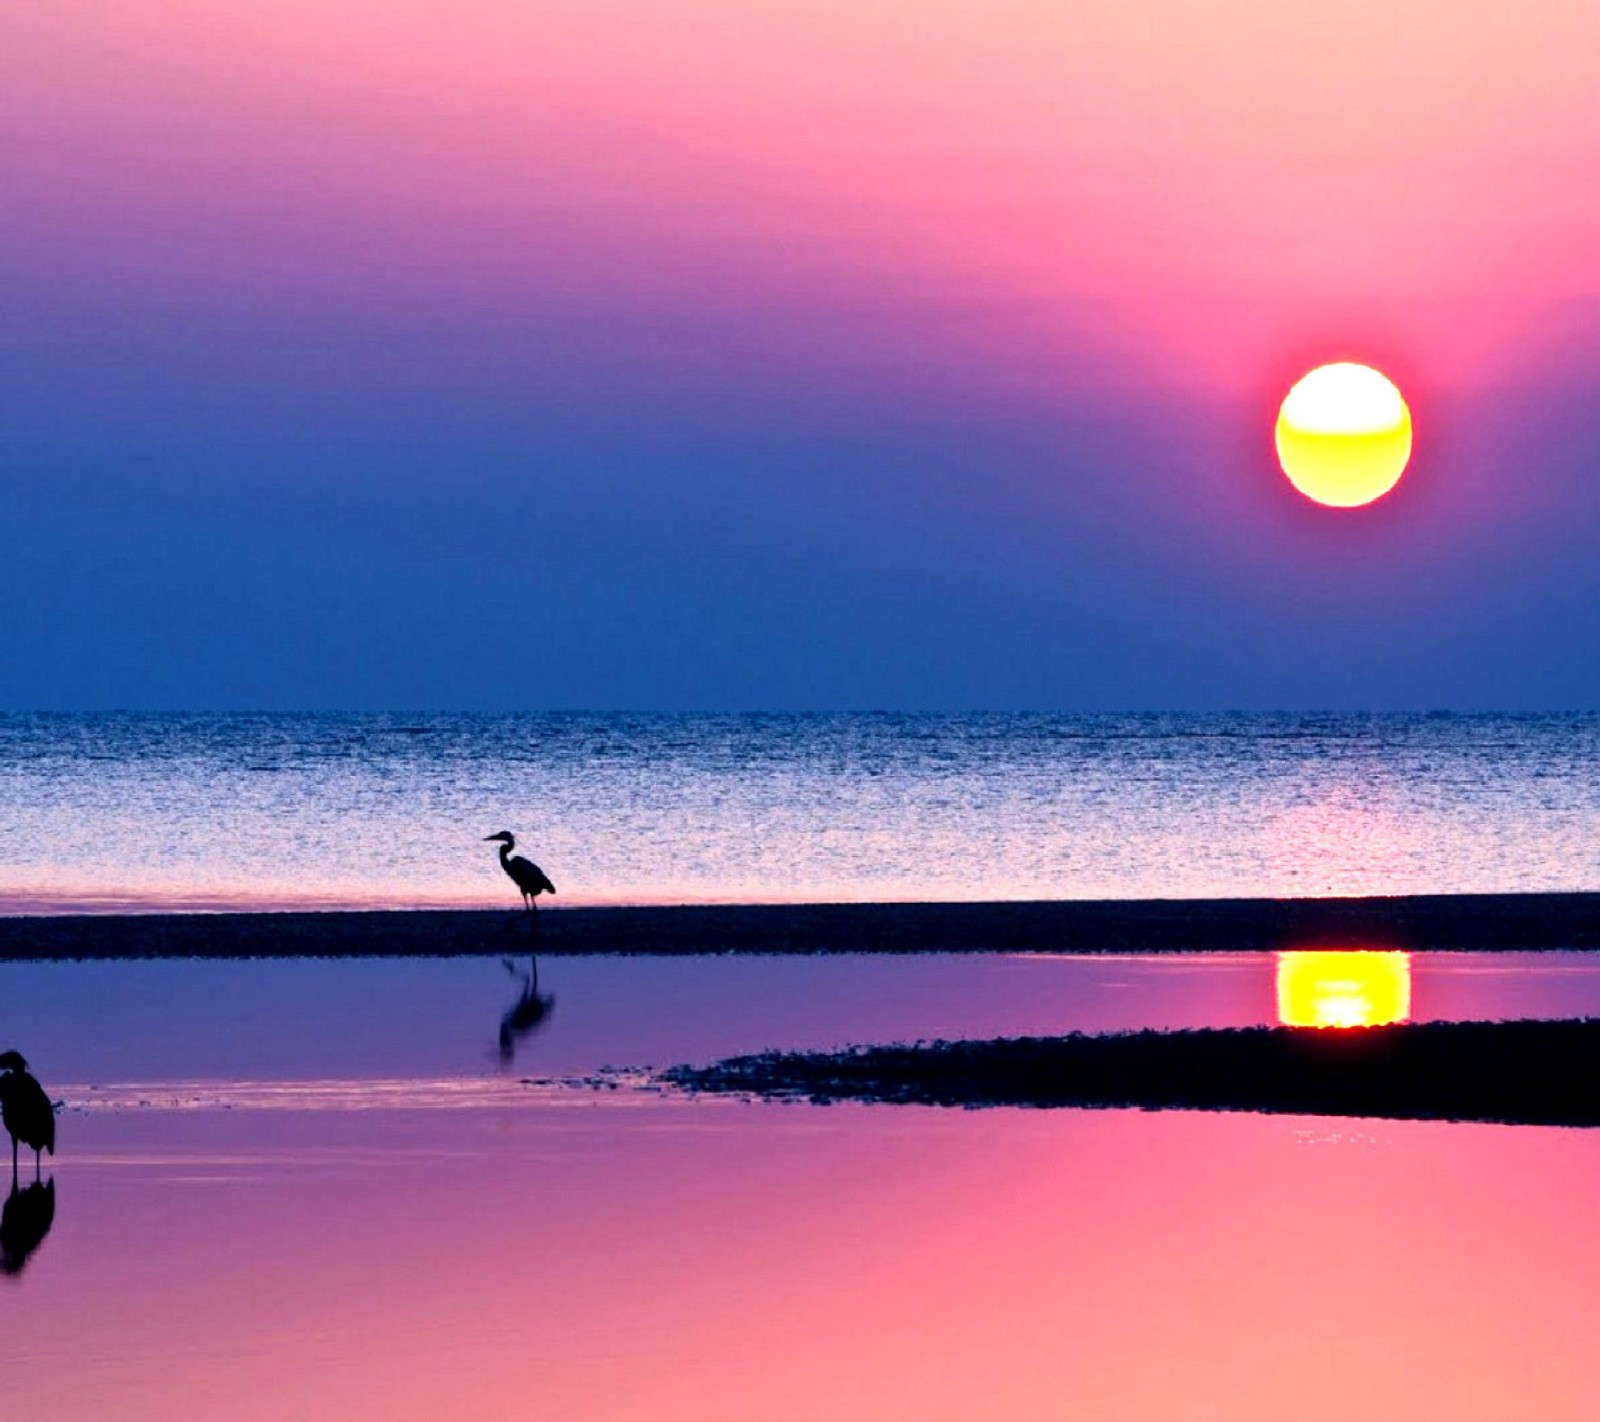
1275 363 1412 508
1276 950 1412 1028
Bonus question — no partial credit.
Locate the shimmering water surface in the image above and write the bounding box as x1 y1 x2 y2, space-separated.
3 712 1600 911
7 952 1600 1421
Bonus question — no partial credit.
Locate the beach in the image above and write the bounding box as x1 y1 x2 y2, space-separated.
5 890 1600 960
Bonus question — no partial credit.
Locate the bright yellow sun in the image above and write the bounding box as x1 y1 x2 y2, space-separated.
1275 362 1412 508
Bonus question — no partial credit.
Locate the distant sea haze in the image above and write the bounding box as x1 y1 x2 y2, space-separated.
1 713 1598 915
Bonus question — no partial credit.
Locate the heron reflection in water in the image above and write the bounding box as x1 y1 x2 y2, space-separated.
1 1180 55 1278
499 956 556 1062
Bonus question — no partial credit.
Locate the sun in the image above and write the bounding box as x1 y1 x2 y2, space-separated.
1274 363 1412 508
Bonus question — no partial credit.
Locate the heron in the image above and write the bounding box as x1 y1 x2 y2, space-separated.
0 1052 55 1185
484 832 556 914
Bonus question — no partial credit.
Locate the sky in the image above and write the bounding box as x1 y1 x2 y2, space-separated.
3 1 1600 711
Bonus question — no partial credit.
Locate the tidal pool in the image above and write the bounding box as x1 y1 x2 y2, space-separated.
5 952 1600 1420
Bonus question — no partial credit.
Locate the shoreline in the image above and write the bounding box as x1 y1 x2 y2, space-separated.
660 1017 1600 1127
4 891 1600 960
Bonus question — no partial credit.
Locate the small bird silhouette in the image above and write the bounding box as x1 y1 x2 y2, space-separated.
484 832 557 914
0 1052 55 1185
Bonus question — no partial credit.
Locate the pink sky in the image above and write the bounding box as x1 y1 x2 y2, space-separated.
9 0 1600 405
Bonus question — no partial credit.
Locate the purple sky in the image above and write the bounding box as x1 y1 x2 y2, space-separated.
4 2 1600 709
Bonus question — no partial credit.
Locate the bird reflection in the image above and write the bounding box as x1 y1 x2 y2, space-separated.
498 955 556 1062
1 1179 55 1278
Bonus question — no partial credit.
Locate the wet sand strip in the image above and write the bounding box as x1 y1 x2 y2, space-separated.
661 1017 1600 1128
4 892 1600 960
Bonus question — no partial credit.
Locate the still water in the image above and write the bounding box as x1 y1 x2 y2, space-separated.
6 952 1600 1420
3 712 1600 911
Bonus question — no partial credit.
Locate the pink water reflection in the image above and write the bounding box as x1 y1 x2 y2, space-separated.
10 1104 1600 1420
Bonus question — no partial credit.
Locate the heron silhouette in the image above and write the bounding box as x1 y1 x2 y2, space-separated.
484 832 556 915
498 955 556 1061
1 1179 55 1277
0 1052 55 1185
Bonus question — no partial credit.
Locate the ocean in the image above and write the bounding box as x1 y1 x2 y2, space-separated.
9 715 1600 1418
1 711 1597 912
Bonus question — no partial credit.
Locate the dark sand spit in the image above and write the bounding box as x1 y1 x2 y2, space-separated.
6 893 1600 960
662 1017 1600 1127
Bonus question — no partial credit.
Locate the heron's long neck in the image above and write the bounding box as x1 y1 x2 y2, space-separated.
500 843 514 865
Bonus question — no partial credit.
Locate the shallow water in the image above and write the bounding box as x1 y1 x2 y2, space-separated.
8 950 1600 1086
5 712 1600 911
19 1107 1600 1422
6 952 1600 1419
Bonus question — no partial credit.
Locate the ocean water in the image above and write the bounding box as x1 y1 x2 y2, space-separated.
3 712 1599 912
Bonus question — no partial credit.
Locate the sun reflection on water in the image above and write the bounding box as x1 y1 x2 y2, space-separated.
1276 951 1411 1028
